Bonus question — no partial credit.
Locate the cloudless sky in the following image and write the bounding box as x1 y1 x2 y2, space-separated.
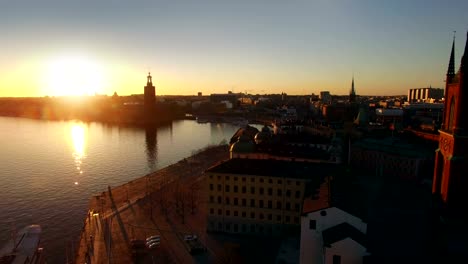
0 0 467 97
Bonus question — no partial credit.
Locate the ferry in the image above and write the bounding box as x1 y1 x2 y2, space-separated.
0 225 45 264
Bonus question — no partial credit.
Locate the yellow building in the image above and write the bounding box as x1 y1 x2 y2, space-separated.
206 158 332 236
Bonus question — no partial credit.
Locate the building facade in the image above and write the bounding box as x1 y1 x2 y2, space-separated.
206 159 330 236
433 33 468 209
407 87 444 103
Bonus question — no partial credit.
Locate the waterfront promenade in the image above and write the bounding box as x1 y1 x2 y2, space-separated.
75 145 230 264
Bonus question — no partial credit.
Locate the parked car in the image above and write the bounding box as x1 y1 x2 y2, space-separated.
146 235 161 243
147 241 160 249
184 234 198 241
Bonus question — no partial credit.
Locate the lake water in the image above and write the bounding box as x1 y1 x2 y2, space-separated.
0 116 247 263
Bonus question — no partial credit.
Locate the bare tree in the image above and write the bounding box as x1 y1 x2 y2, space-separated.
189 182 200 215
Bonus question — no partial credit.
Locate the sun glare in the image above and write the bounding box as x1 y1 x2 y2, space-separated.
43 54 106 96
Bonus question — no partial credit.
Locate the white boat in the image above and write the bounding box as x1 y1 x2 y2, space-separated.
0 225 45 264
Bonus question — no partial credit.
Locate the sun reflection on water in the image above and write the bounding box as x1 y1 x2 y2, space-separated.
70 123 87 185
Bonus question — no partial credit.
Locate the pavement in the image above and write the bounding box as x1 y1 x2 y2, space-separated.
74 145 230 264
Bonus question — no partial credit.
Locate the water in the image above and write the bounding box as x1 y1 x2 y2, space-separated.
0 117 247 263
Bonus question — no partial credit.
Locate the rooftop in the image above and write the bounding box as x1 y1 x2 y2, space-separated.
206 158 335 180
322 222 367 248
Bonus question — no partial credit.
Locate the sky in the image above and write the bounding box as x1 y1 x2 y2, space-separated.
0 0 467 97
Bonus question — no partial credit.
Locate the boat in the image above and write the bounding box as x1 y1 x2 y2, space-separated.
0 225 45 264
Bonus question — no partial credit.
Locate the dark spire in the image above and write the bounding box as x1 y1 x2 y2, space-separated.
460 31 468 73
349 75 356 102
447 33 456 82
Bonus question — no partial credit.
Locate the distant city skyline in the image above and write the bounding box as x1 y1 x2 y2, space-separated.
0 0 467 97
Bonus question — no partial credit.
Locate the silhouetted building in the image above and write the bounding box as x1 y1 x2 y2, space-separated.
144 72 156 110
433 32 468 210
320 91 332 104
351 138 434 181
349 76 357 103
407 87 444 103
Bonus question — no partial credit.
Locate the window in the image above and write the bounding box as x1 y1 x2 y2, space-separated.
217 196 222 203
276 201 282 209
234 186 238 193
259 200 264 208
259 213 264 220
234 198 238 205
218 222 222 229
251 178 255 183
234 211 238 217
234 177 238 181
250 199 255 207
250 224 255 232
287 180 291 185
448 97 456 131
268 200 272 209
333 255 341 264
242 211 246 218
209 175 213 179
260 178 264 183
218 209 222 215
225 185 230 192
210 196 214 202
251 187 255 194
268 179 273 183
242 177 246 182
296 181 300 186
226 176 230 180
309 220 316 229
217 175 221 180
268 188 272 196
242 198 246 206
209 184 213 190
286 202 291 210
226 223 231 231
242 224 247 232
226 197 230 205
259 188 264 195
268 214 272 220
210 208 214 214
285 216 290 223
234 224 238 232
286 190 291 197
277 189 282 196
217 184 222 191
277 215 281 221
295 203 300 211
294 217 299 224
277 179 282 184
226 210 230 216
242 186 246 193
295 190 301 198
251 212 255 218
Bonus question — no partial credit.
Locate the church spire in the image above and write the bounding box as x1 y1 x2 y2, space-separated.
460 31 468 73
349 75 356 102
447 32 456 83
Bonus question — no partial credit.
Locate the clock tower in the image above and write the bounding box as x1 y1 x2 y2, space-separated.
433 32 468 211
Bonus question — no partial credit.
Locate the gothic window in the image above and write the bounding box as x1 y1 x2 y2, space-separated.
448 97 456 131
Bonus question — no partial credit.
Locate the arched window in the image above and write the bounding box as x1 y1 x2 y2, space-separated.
448 97 456 131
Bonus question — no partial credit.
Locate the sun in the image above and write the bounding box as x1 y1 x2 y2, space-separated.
43 54 106 96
